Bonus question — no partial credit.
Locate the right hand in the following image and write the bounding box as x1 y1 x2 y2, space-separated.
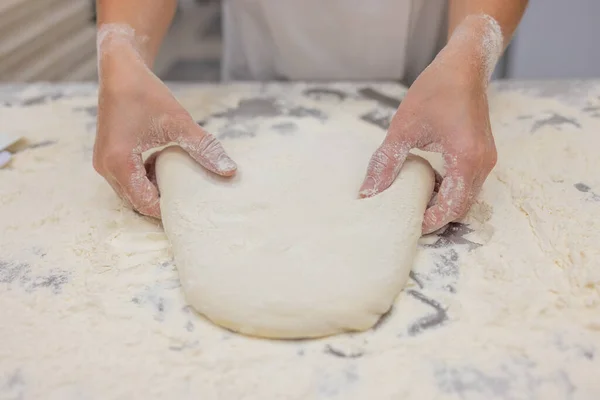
93 46 237 218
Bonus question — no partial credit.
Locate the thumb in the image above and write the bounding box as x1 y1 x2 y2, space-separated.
422 169 472 235
172 121 237 177
359 139 411 198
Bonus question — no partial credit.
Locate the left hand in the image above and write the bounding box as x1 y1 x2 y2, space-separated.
359 40 497 235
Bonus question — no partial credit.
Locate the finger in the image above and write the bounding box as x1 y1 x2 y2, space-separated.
359 138 412 198
422 161 475 235
172 122 237 177
111 152 161 219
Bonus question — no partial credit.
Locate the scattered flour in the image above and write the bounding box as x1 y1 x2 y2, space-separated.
0 82 599 399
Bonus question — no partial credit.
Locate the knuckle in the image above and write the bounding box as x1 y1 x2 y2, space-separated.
198 133 223 157
92 153 104 174
487 148 498 169
176 126 224 161
94 147 134 180
374 147 394 164
92 142 106 174
462 141 487 163
367 147 393 175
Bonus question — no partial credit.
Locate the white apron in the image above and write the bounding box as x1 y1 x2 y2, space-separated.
221 0 447 83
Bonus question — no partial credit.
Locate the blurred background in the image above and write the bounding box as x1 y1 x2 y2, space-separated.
0 0 598 83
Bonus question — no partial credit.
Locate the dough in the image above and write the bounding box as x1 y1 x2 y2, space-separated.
156 126 434 339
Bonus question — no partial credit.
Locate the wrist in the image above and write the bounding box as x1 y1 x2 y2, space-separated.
97 23 154 78
437 14 504 86
98 50 144 93
97 31 153 93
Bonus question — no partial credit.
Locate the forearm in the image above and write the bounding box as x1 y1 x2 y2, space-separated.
96 0 177 69
442 0 528 83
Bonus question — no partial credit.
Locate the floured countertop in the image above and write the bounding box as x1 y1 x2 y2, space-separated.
0 81 599 400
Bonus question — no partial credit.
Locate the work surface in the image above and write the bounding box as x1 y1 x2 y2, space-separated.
1 81 599 400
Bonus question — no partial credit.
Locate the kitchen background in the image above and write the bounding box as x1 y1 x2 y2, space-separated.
0 0 598 83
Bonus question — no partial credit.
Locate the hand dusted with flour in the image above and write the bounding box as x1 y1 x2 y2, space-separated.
93 3 236 218
361 7 526 234
156 120 434 339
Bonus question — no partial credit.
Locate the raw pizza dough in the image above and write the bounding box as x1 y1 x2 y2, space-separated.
156 126 434 339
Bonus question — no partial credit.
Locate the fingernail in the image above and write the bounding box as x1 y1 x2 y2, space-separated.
216 156 237 172
359 176 377 198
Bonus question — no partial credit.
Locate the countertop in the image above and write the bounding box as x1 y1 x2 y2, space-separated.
0 80 599 400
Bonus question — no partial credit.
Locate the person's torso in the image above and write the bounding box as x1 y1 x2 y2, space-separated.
221 0 447 82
